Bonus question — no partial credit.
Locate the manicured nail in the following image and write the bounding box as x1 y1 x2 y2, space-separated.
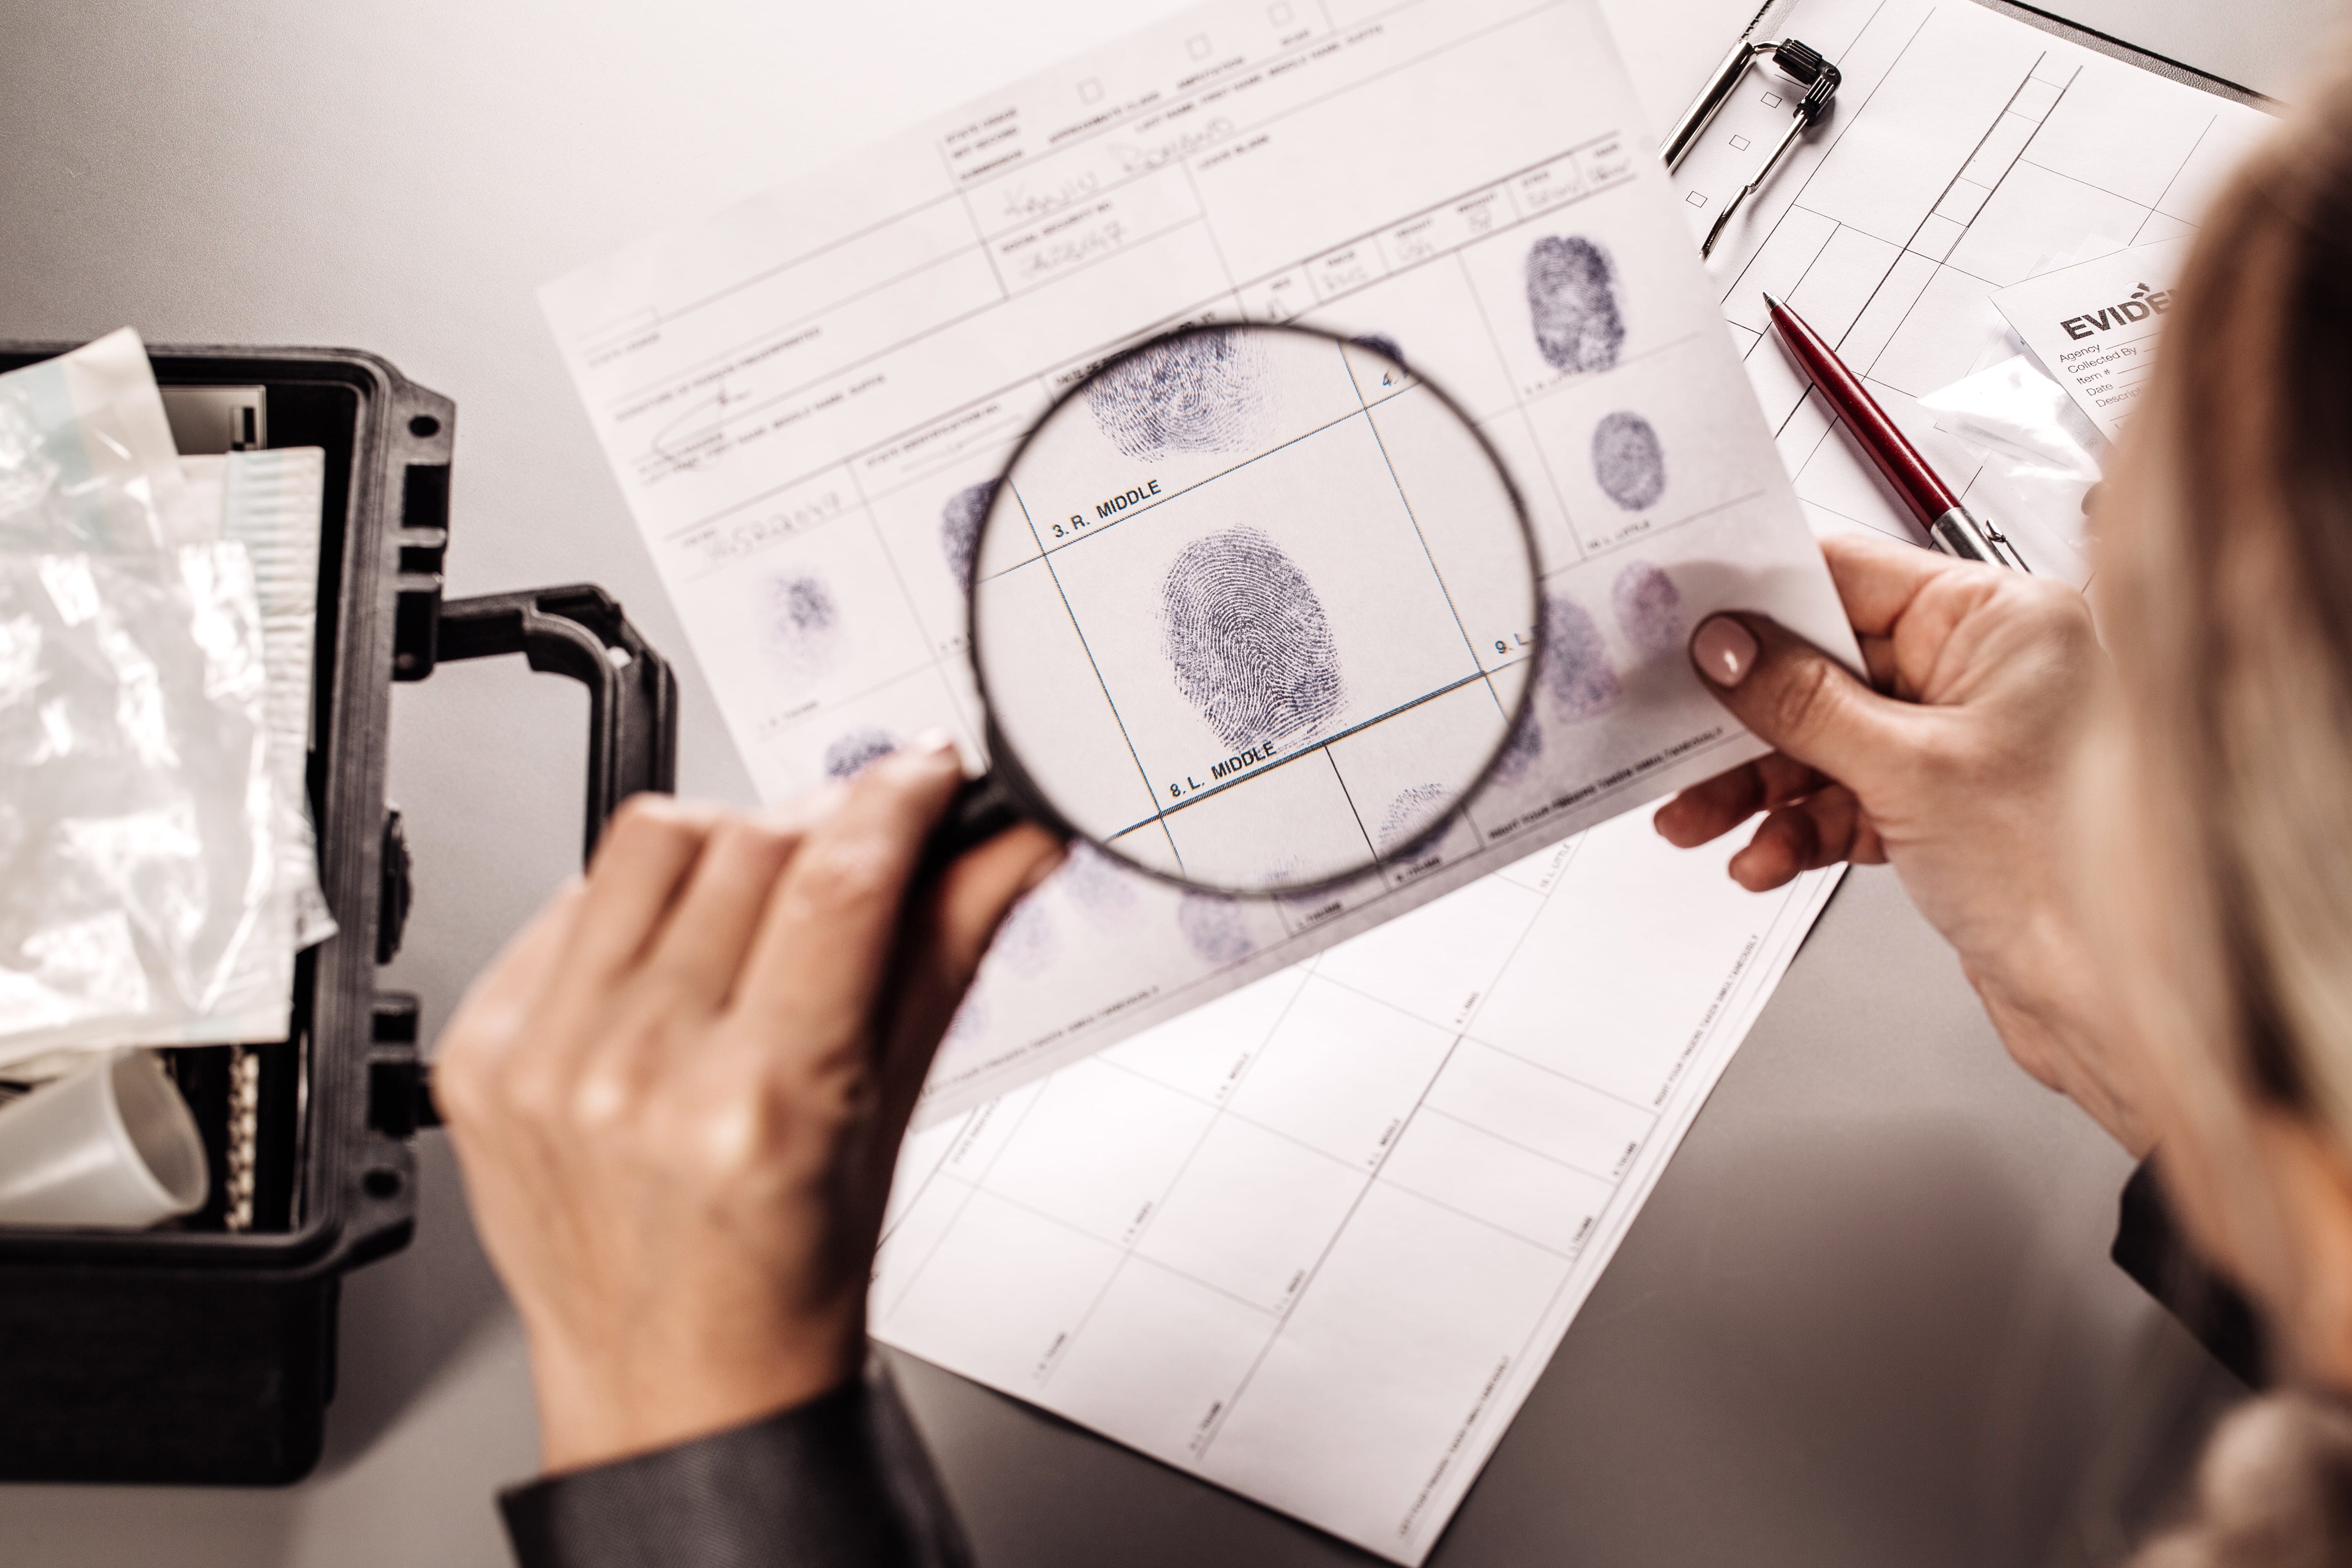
912 727 958 757
1692 616 1757 687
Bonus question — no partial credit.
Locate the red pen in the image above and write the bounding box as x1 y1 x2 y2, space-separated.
1761 292 2029 572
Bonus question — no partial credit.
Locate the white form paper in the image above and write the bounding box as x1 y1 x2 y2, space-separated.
876 818 1840 1563
1991 236 2190 442
1673 0 2272 585
541 0 1858 1122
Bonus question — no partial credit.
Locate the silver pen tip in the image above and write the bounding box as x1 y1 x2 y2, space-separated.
1761 290 1785 312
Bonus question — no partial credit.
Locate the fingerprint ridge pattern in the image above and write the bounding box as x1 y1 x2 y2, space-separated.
1088 329 1266 460
1526 236 1626 374
1158 526 1345 753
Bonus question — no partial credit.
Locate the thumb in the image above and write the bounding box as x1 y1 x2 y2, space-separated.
1690 613 1912 789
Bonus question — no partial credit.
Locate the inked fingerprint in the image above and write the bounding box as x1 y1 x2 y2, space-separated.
1351 332 1406 370
939 480 996 592
1611 561 1686 659
1058 842 1137 918
764 572 842 681
1160 526 1345 751
822 727 900 780
1543 594 1621 722
1591 411 1666 511
942 988 989 1051
1087 328 1265 460
994 897 1058 978
1177 891 1257 966
1378 783 1452 853
1526 236 1626 374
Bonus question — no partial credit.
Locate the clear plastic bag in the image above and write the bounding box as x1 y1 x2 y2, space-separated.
0 545 287 1066
0 328 203 554
1917 354 2105 587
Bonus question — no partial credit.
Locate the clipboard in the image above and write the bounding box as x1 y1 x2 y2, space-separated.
1666 0 2275 254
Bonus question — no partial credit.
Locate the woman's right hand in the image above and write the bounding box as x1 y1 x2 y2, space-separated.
1653 530 2151 1153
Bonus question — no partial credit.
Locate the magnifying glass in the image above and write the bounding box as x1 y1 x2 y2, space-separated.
929 321 1542 898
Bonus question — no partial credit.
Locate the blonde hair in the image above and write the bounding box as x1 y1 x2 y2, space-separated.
2103 61 2352 1336
2100 49 2352 1568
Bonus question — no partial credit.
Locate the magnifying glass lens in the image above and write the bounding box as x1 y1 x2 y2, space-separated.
969 323 1537 896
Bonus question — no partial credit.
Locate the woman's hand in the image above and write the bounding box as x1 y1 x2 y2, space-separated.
434 737 1062 1474
1654 531 2151 1153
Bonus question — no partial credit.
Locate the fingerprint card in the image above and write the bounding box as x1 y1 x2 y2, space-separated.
543 0 1856 1116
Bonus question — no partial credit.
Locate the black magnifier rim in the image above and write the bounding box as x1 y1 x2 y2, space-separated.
964 318 1545 899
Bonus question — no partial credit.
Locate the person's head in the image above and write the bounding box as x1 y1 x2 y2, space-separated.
2086 56 2352 1388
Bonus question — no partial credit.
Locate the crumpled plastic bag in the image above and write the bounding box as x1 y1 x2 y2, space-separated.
1918 354 2104 586
0 328 205 554
0 546 287 1065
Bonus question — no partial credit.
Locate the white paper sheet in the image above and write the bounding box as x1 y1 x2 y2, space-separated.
875 815 1840 1563
1991 236 2190 442
1674 0 2273 587
542 0 1857 1122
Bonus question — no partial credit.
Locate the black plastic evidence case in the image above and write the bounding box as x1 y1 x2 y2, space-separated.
0 343 677 1485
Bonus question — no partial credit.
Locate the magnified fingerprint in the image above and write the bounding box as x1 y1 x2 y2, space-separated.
1058 842 1136 918
1161 527 1345 751
1611 561 1686 658
1591 412 1665 511
1378 783 1451 853
822 727 900 780
1543 594 1621 722
1526 236 1625 374
765 572 841 681
1088 328 1265 459
1177 890 1257 966
939 480 996 592
994 897 1058 977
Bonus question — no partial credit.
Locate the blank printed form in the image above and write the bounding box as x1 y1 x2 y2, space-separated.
1674 0 2272 581
877 818 1835 1561
543 0 1858 1118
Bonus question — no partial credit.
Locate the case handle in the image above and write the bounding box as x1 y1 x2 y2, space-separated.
432 585 679 861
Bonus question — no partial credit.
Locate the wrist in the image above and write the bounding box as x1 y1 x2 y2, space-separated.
1960 903 2153 1157
525 1307 865 1474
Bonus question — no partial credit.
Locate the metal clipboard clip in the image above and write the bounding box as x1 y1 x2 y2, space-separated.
1662 38 1841 257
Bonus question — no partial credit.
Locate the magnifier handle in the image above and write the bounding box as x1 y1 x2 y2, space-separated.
914 770 1031 885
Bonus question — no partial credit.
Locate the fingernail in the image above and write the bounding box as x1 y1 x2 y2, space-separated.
911 727 959 758
1692 616 1757 687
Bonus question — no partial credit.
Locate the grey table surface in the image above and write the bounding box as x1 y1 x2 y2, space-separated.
0 1 2325 1562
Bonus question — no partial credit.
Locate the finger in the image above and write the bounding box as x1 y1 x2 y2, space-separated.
432 876 588 1120
1858 631 1900 693
1726 784 1870 891
1655 762 1763 847
732 738 967 1045
551 795 727 996
873 824 1065 1125
639 795 836 1007
1818 529 1972 639
1689 613 1919 792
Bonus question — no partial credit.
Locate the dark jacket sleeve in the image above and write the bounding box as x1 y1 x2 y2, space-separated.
499 1358 971 1568
2113 1158 2267 1388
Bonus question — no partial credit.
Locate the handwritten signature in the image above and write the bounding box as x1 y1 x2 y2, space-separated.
1111 116 1235 176
997 169 1102 222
